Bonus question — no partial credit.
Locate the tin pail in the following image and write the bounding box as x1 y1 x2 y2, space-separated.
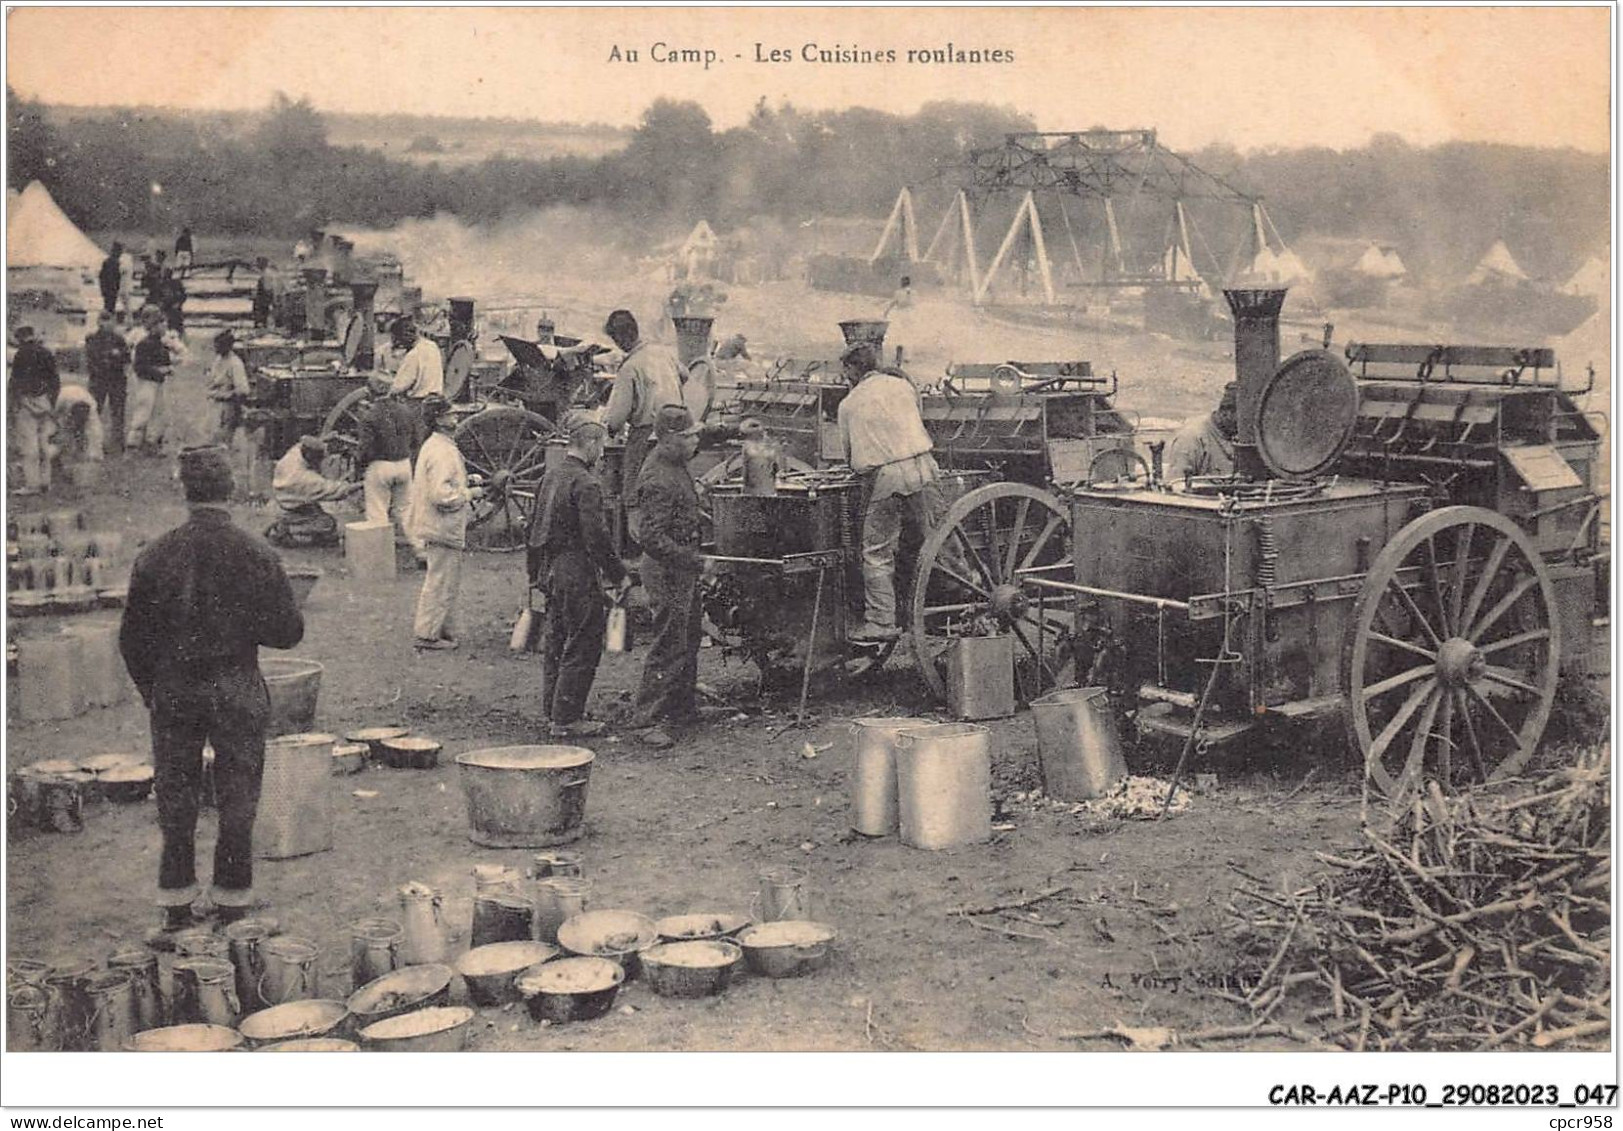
397 883 449 965
848 717 935 837
42 960 94 1051
174 928 228 960
258 936 320 1005
1030 686 1128 802
455 746 594 848
349 917 403 992
528 850 584 880
254 732 335 859
894 722 993 850
38 775 84 834
172 958 239 1027
108 950 164 1031
85 969 136 1052
751 866 811 922
8 984 49 1051
471 893 536 949
7 957 52 990
261 657 324 737
532 877 592 945
225 918 278 1014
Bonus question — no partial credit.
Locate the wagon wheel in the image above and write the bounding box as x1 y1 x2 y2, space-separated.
1085 447 1151 486
908 482 1075 703
319 387 373 482
453 406 558 552
1345 506 1560 814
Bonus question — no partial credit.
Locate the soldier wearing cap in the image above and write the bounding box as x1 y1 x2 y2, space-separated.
601 308 686 543
627 404 709 749
407 394 477 649
527 411 627 738
267 434 362 547
1166 381 1238 481
358 370 419 552
388 315 444 400
120 445 305 939
9 326 60 495
837 338 949 642
206 329 250 448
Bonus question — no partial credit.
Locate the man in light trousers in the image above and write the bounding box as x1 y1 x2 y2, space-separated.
407 395 476 650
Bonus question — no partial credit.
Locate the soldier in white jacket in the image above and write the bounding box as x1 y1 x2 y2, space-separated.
406 395 477 650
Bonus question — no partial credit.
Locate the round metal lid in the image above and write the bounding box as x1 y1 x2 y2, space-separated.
681 357 715 422
1254 349 1359 481
340 312 364 368
443 339 474 401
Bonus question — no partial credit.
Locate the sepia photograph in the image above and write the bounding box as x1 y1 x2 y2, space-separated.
1 2 1614 1114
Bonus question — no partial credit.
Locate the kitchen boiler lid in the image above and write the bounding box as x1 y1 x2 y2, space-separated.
443 340 474 401
1254 349 1360 482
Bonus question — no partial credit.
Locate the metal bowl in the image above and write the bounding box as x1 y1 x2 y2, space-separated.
346 963 454 1027
557 910 658 980
344 726 410 763
238 999 349 1046
736 920 837 979
654 912 753 943
331 744 367 776
124 1024 244 1052
641 940 743 999
359 1005 474 1052
455 941 559 1007
79 752 144 775
380 736 442 770
515 956 624 1023
99 763 155 803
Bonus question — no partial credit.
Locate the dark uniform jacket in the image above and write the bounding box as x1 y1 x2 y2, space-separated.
119 507 305 700
133 334 172 383
527 453 626 586
632 448 704 571
357 395 418 468
85 329 131 397
10 340 60 404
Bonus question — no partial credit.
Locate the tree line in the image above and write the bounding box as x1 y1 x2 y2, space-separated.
7 90 1607 281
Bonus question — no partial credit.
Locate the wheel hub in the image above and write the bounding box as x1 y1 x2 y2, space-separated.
1436 637 1484 687
488 468 513 498
989 583 1028 622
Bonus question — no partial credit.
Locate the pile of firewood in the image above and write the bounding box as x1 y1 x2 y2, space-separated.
1224 751 1610 1050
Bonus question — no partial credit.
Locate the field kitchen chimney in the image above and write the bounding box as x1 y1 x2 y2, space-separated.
449 297 476 344
838 320 889 350
672 316 715 367
302 269 330 342
1223 287 1288 480
349 281 378 370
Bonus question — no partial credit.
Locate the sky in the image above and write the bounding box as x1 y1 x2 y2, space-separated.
5 5 1613 153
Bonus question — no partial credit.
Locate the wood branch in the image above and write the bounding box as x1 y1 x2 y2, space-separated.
956 885 1071 916
956 913 1053 942
1531 1019 1610 1048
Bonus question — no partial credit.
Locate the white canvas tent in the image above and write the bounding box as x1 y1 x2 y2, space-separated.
1562 256 1608 298
7 181 103 270
1466 240 1527 286
1354 243 1407 279
679 220 719 278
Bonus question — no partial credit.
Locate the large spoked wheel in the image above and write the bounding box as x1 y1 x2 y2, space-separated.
1345 506 1560 813
453 406 557 551
319 387 373 482
909 482 1075 703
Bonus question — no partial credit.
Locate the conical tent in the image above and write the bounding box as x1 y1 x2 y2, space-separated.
1354 243 1407 279
1466 240 1527 285
7 181 104 269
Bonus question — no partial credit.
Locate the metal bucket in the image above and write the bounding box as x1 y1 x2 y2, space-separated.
398 883 449 965
108 950 164 1031
261 657 324 737
1030 686 1128 802
6 957 52 990
7 985 49 1051
174 928 228 960
349 917 403 992
225 918 278 1014
751 866 812 922
171 958 240 1027
532 877 592 945
84 970 136 1052
42 959 95 1051
848 717 935 837
258 937 321 1006
894 723 993 850
455 746 594 848
254 733 335 859
472 893 535 949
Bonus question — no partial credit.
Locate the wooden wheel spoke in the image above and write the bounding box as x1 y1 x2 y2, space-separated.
1394 689 1442 801
930 559 993 602
951 524 1001 592
1009 622 1057 684
1386 579 1444 648
1468 574 1538 643
1436 691 1455 787
1361 661 1435 703
1460 537 1510 633
1423 535 1452 636
1465 683 1523 744
1003 497 1032 581
1456 688 1490 781
1477 664 1544 698
1477 627 1551 656
467 430 500 472
922 601 986 619
1450 522 1474 631
1368 631 1437 662
1019 515 1063 572
1017 612 1068 639
1369 677 1437 764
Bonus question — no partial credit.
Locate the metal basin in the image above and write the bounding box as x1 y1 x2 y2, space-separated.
455 941 559 1007
359 1005 474 1052
641 940 742 999
516 957 623 1023
737 920 837 979
455 746 594 847
346 963 453 1028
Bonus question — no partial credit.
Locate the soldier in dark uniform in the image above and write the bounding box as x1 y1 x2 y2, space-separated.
119 446 305 939
527 413 627 739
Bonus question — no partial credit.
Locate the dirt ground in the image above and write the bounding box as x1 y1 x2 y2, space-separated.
6 281 1609 1052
